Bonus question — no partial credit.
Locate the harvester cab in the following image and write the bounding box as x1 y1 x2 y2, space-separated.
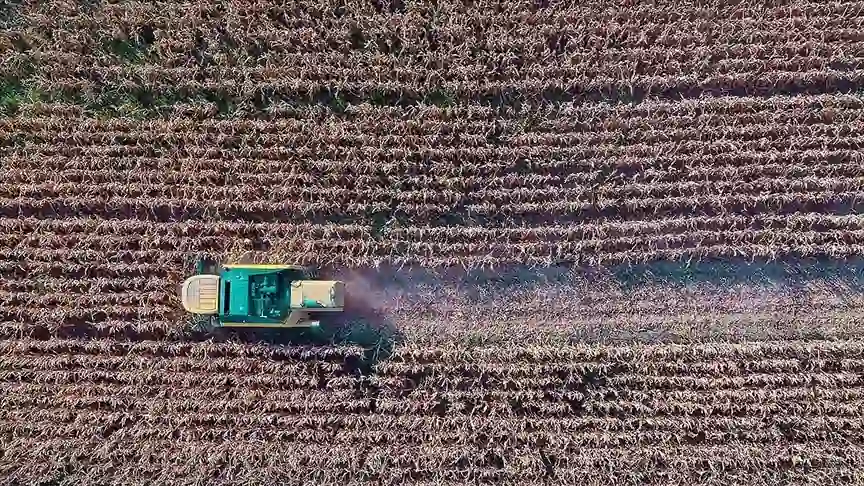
181 259 345 331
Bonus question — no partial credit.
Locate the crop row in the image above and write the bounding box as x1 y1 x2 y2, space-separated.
14 55 864 91
4 367 862 406
6 337 864 375
4 146 864 174
3 437 858 485
4 92 864 131
5 190 864 223
5 176 864 202
4 213 864 241
4 294 862 343
32 52 864 84
7 337 864 364
3 311 860 349
9 403 864 438
0 337 363 361
2 151 861 181
20 25 864 67
4 104 864 136
9 71 863 110
11 6 864 65
6 416 864 450
4 160 864 189
2 248 864 280
5 229 864 258
0 276 171 294
4 384 864 420
7 349 864 380
4 227 864 258
3 245 864 279
11 281 833 322
2 368 862 400
7 131 864 160
0 319 825 353
4 60 864 114
7 148 864 180
0 355 347 375
23 0 863 29
4 160 863 196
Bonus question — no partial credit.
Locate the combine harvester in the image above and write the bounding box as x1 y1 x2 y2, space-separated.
180 257 345 332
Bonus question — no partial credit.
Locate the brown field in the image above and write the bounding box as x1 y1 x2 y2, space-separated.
3 0 864 484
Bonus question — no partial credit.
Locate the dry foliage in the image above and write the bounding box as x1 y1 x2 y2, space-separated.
3 337 864 484
3 0 864 484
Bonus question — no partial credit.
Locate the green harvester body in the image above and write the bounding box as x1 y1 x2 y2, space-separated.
181 260 345 328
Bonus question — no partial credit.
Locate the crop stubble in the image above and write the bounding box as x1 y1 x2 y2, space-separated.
3 0 864 484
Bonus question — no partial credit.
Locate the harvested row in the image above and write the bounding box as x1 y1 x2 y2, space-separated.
7 298 864 346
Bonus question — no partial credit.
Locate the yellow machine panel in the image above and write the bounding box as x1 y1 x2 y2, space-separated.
181 275 220 315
